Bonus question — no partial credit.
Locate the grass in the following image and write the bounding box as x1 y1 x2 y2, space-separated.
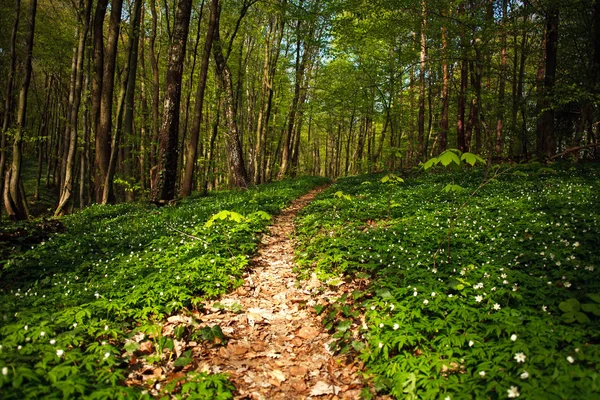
295 162 600 399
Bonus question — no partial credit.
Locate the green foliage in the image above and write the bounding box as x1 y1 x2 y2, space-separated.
422 149 485 171
295 166 600 399
204 210 246 228
0 176 329 398
560 295 600 323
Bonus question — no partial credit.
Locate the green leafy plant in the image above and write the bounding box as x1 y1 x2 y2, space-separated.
560 294 600 323
295 165 600 399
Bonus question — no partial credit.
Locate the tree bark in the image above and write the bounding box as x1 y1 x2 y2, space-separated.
151 0 193 201
120 0 143 202
4 0 37 221
95 0 123 202
149 0 161 168
211 1 249 188
181 0 218 197
0 0 21 218
439 8 449 153
457 1 468 152
417 0 427 160
91 0 107 185
55 0 93 216
495 0 508 158
536 6 559 158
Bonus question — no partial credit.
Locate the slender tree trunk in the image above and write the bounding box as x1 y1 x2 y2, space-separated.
149 0 161 168
201 97 220 195
35 74 52 201
439 8 449 153
211 1 249 188
151 0 193 201
55 0 92 216
279 17 303 179
495 0 508 158
181 0 217 197
95 0 123 202
457 1 468 152
120 0 143 202
4 0 37 221
536 6 559 158
0 0 21 218
91 0 107 192
139 23 150 194
417 0 427 160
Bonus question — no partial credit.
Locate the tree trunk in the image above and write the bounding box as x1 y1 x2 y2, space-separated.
457 1 468 152
120 0 143 202
0 0 21 219
536 6 559 158
95 0 123 202
55 0 92 216
417 0 427 160
211 1 249 189
495 0 508 158
181 0 217 197
149 0 161 168
439 8 449 153
4 0 37 221
151 0 193 201
91 0 107 189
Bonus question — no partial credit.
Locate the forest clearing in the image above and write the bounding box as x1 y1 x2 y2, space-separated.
1 0 599 398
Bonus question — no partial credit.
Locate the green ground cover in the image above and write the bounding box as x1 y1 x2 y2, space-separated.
0 176 329 399
295 163 600 399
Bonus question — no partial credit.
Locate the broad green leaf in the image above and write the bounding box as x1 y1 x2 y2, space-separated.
562 312 576 323
439 150 461 167
587 294 600 303
251 211 271 221
174 357 193 367
575 312 591 323
422 157 438 170
582 303 600 316
442 184 465 193
460 152 483 166
336 320 352 332
559 299 580 313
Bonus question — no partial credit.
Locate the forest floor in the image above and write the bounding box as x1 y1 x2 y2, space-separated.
183 187 368 399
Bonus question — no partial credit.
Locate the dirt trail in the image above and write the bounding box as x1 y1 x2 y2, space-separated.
194 187 364 399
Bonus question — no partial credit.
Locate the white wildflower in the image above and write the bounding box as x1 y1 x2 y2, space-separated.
507 386 520 398
514 352 526 363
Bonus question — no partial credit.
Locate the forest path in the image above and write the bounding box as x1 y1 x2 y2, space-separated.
195 186 364 399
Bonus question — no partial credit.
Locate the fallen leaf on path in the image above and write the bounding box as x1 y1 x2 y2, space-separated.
296 325 319 340
269 369 286 383
310 381 341 396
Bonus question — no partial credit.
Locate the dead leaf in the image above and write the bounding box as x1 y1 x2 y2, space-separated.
296 326 319 340
310 381 341 396
290 378 308 392
269 369 286 384
289 365 307 376
228 342 248 356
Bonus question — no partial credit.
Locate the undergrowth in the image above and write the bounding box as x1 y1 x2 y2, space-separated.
295 163 600 399
0 176 329 399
